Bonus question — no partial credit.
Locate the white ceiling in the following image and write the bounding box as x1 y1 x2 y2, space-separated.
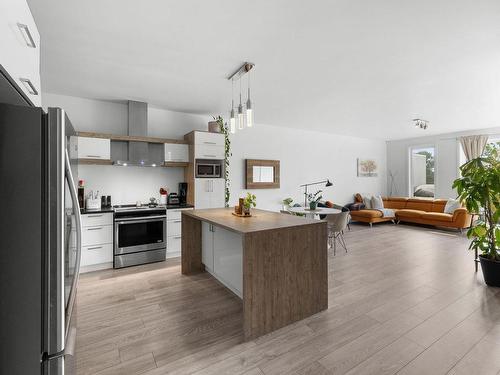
28 0 500 140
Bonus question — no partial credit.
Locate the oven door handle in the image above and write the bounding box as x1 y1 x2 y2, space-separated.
115 215 166 224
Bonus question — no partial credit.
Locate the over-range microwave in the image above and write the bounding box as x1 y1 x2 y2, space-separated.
196 159 222 178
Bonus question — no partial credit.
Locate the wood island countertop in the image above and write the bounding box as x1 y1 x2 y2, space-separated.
182 207 323 234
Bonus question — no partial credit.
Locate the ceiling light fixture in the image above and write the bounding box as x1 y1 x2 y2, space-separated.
228 62 255 133
413 118 429 130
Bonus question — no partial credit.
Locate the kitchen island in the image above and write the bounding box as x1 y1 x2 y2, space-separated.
182 208 328 340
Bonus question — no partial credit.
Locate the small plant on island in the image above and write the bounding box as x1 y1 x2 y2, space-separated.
243 192 257 214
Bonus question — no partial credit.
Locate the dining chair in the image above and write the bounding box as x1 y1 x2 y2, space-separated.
325 211 349 255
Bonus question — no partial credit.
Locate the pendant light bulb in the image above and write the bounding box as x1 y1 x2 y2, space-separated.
246 71 253 127
230 108 236 134
238 103 244 130
238 79 244 130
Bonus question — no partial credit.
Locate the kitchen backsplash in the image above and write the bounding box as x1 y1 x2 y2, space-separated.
78 165 184 205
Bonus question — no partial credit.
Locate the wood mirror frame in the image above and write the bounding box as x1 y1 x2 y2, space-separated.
245 159 280 189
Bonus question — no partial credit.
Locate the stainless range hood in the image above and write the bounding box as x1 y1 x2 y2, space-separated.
114 101 159 167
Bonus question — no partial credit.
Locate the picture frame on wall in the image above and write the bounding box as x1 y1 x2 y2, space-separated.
357 158 378 177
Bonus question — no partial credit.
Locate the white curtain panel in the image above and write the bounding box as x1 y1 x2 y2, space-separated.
459 135 489 161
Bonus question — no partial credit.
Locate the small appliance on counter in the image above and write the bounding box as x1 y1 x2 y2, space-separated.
179 182 188 205
159 187 168 205
86 190 101 210
167 192 180 205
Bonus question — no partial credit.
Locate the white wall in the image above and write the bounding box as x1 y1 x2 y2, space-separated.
387 127 500 199
43 92 387 209
228 124 386 210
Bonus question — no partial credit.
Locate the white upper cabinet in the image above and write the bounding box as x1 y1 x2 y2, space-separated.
76 137 111 160
164 143 189 162
194 132 224 160
0 0 41 106
195 132 224 147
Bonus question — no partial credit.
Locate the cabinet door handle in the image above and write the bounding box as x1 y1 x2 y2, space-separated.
203 141 216 145
174 236 182 239
85 155 101 158
203 154 217 158
87 214 103 218
19 78 38 95
173 220 181 223
17 23 36 48
87 246 103 250
87 227 103 231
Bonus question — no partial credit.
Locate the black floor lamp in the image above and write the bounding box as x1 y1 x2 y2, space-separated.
300 179 333 207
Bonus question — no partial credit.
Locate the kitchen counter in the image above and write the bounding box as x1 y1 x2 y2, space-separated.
80 203 194 215
182 208 323 233
182 208 328 340
80 207 114 214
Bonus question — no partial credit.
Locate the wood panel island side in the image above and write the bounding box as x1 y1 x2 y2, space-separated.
181 208 328 340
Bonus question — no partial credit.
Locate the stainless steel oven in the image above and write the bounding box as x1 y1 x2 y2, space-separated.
196 159 222 178
114 206 166 268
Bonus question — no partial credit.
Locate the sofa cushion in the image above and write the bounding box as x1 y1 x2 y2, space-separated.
371 195 384 209
397 209 426 218
431 199 447 213
422 212 454 222
405 199 433 212
351 209 383 218
444 199 461 214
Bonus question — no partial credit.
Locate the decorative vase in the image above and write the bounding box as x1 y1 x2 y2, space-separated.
208 121 221 133
309 201 317 210
243 206 251 216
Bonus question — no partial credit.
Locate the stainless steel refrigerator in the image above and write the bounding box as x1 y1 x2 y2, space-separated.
0 103 82 374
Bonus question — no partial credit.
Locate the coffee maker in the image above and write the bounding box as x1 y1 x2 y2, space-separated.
179 182 188 205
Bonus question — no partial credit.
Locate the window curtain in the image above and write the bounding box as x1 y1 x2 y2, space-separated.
459 135 488 161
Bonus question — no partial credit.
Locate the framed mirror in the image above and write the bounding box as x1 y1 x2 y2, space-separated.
245 159 280 189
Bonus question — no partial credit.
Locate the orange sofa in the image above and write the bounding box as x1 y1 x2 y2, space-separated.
349 197 472 230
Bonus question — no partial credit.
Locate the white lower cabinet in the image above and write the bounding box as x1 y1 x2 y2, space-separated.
201 223 242 298
166 207 192 258
80 212 113 272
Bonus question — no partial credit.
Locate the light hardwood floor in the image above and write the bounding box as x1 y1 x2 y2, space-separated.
75 223 500 375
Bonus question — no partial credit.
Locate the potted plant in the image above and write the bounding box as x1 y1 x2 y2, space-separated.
307 190 323 210
243 192 257 215
453 146 500 286
282 197 293 211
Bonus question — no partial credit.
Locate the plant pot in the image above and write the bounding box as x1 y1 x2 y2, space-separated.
243 206 251 216
309 202 318 210
479 254 500 287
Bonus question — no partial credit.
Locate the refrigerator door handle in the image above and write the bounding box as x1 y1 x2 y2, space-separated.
64 149 82 334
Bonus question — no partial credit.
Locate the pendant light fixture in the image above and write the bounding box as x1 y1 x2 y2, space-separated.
238 79 244 130
227 62 255 133
230 80 236 134
246 69 253 127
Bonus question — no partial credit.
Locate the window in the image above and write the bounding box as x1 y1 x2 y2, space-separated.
410 146 435 198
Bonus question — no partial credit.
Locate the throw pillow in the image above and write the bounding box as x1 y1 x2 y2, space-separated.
371 195 384 209
354 193 363 203
363 195 372 209
444 199 461 214
325 201 334 208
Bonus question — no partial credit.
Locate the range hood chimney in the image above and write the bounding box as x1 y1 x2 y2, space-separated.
114 101 158 167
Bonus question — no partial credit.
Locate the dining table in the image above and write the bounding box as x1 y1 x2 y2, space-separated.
287 206 341 219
